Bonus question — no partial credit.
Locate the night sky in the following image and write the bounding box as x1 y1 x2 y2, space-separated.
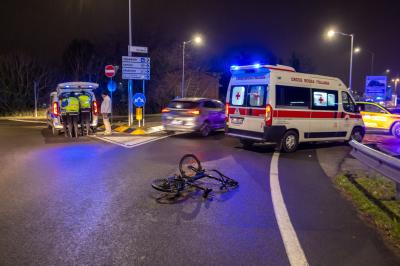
1 0 399 92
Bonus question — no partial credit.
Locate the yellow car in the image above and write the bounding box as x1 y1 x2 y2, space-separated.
357 102 400 138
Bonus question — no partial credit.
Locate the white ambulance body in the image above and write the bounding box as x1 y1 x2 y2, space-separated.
225 64 365 152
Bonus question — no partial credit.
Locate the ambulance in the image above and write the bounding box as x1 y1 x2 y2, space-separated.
225 64 364 152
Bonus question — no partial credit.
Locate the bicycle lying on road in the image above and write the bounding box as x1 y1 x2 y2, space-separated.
151 154 239 198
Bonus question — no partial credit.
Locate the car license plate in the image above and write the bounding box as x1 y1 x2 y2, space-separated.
171 120 183 125
231 117 244 124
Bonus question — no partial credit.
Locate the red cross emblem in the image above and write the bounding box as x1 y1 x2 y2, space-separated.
235 92 241 100
319 96 324 104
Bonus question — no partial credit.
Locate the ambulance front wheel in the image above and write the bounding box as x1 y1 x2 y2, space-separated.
279 130 299 153
349 127 364 142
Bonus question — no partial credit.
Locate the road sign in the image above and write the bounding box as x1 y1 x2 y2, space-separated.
136 108 143 120
129 46 148 54
105 65 116 78
107 80 117 92
122 56 150 80
365 76 387 101
133 93 146 107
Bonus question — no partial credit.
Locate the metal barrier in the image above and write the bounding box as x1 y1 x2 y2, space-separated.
349 140 400 198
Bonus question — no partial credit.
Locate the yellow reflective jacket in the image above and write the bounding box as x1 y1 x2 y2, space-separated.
78 94 91 109
61 97 80 113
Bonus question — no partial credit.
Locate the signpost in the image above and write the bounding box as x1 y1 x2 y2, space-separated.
105 65 116 78
122 55 150 127
129 45 148 54
122 56 150 80
133 93 146 127
105 65 118 122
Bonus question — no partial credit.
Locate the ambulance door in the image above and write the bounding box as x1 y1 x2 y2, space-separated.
340 91 358 137
274 85 311 142
308 89 341 139
228 85 248 131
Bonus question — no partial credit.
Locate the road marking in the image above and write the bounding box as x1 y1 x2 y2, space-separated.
6 118 47 124
270 152 308 266
89 133 175 148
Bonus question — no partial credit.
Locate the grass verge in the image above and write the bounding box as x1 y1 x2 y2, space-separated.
335 173 400 251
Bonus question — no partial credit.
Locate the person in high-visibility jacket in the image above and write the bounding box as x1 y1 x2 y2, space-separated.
60 93 80 137
78 93 92 135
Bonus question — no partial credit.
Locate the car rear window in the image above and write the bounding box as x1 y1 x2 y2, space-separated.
168 101 199 109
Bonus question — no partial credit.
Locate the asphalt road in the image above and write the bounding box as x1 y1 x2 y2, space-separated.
0 119 398 265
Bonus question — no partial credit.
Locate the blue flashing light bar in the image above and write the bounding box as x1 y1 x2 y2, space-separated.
230 64 296 72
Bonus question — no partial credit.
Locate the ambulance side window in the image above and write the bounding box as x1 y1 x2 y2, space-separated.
341 92 356 113
231 86 246 106
276 85 310 109
248 85 266 107
312 89 338 111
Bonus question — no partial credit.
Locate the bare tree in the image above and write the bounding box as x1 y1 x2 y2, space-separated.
0 52 55 115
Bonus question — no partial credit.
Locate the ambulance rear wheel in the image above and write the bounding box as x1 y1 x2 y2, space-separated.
280 130 299 153
240 139 254 149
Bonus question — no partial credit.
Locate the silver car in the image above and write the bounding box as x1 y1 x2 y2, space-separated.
162 98 226 136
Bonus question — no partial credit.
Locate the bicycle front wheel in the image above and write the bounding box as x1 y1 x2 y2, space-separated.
151 177 183 193
179 154 202 178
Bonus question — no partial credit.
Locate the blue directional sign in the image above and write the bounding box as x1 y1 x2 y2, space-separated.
122 56 151 80
133 93 146 107
107 80 117 92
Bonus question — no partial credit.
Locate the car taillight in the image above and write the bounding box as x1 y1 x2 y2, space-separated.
225 103 229 121
187 109 200 115
92 101 99 115
265 104 273 126
161 108 170 113
52 102 59 116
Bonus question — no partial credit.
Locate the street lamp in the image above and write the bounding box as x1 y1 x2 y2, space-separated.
354 46 375 75
181 34 203 98
392 78 400 96
326 29 355 91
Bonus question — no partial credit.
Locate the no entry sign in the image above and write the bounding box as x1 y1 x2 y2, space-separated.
105 65 116 78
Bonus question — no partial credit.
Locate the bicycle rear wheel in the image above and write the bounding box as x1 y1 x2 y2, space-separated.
151 176 184 193
179 154 202 178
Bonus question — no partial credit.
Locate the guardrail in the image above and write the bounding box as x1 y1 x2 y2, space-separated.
349 140 400 198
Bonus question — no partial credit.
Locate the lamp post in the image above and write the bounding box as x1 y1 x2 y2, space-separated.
127 0 134 126
326 29 355 91
354 47 375 75
393 78 400 96
181 35 203 98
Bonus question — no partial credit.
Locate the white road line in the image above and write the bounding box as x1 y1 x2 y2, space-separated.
7 118 47 124
270 152 309 266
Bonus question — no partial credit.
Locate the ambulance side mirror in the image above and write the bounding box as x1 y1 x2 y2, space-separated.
355 104 362 113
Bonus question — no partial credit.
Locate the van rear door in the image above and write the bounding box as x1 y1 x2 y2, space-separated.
228 84 267 135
